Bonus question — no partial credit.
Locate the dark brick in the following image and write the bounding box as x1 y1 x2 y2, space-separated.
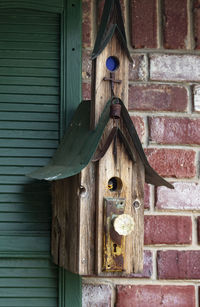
128 84 187 112
157 250 200 279
194 0 200 49
197 217 200 244
131 0 157 48
163 0 188 49
144 216 192 245
116 285 195 307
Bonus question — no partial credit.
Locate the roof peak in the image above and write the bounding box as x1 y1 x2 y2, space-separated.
92 0 132 62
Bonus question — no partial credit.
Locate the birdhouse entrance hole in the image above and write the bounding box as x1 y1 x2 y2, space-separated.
106 56 120 72
108 177 122 192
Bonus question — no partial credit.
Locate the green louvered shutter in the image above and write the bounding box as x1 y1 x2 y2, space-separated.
0 8 60 306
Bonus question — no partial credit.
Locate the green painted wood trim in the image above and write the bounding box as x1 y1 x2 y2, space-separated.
59 0 82 306
59 269 82 307
60 0 82 136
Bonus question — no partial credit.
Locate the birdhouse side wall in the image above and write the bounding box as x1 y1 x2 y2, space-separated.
51 164 96 275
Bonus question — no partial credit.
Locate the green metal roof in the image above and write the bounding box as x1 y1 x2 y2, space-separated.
91 0 132 62
28 100 111 181
28 99 173 189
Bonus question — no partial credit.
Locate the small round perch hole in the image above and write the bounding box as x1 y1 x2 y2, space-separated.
108 177 122 192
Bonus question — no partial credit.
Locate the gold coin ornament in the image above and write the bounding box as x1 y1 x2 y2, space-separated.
113 214 134 236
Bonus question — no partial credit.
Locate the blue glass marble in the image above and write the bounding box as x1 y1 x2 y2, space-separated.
106 56 119 72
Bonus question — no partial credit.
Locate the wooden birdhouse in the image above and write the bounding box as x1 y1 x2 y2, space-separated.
29 0 173 276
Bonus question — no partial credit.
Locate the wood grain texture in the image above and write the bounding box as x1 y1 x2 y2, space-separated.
91 31 144 275
51 176 79 273
91 35 129 128
51 163 96 275
78 164 96 275
96 128 144 275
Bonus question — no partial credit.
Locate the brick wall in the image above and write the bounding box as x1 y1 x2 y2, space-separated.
82 0 200 306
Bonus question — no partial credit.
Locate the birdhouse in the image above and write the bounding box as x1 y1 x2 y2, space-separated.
28 0 173 276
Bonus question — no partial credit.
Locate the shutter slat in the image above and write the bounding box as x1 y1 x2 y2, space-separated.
0 77 59 86
0 7 59 305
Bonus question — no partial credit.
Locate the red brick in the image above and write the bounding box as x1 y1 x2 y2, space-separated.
130 0 157 48
156 182 200 211
194 0 200 49
129 54 147 81
197 217 200 243
145 149 196 178
129 250 152 278
82 284 112 306
144 216 192 245
163 0 188 49
82 50 92 80
149 117 200 145
144 183 150 209
150 54 200 82
116 285 195 307
128 84 187 112
157 250 200 279
131 116 144 143
82 83 91 100
82 0 92 48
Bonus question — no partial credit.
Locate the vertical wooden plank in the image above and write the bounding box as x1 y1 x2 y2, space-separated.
79 164 96 275
96 115 145 275
131 159 144 273
52 165 96 276
59 0 82 306
96 137 133 275
91 35 129 128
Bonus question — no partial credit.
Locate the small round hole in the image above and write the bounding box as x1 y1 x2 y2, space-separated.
133 200 141 209
79 185 86 196
108 177 122 192
72 48 75 51
106 56 120 72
